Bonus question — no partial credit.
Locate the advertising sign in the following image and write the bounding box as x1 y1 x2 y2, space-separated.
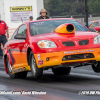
10 6 33 22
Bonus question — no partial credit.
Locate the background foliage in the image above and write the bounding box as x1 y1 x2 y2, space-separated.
44 0 100 16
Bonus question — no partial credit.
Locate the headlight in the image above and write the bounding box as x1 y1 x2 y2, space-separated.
94 35 100 44
37 40 57 48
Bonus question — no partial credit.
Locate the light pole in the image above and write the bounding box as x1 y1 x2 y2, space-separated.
85 0 88 28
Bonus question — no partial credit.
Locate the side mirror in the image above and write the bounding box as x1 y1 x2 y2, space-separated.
89 28 96 32
14 34 26 39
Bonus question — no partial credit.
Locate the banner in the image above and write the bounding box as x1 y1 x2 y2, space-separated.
10 6 32 12
10 6 33 22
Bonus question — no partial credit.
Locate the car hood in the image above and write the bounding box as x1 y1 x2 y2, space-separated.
32 31 99 42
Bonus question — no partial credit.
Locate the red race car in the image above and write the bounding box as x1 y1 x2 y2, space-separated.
4 18 100 79
88 20 100 33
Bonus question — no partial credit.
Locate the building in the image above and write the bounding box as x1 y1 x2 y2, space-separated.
0 0 44 28
0 0 44 39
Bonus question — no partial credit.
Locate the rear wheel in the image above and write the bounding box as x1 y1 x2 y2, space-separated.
52 67 71 75
6 57 27 79
30 51 43 79
92 61 100 73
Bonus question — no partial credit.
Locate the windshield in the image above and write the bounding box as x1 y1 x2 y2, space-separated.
29 19 89 36
88 22 93 27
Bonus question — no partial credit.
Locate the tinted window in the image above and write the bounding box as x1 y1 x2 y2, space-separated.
29 19 89 36
10 29 18 40
18 24 27 36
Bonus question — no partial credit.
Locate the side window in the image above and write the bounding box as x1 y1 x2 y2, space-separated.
10 29 18 40
18 24 27 36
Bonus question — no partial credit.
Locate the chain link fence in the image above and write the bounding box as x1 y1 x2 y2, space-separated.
51 14 100 24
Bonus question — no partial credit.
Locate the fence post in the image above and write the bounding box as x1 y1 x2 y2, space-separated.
71 16 73 18
90 15 92 21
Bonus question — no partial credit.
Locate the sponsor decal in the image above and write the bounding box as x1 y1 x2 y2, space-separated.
37 54 40 60
38 60 43 65
64 51 76 54
77 50 85 53
34 22 44 25
86 50 94 52
64 49 95 54
12 67 27 73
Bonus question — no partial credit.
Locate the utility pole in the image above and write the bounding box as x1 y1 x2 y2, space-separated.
85 0 88 28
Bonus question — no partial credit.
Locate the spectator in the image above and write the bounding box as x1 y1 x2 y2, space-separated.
29 16 33 21
0 15 9 59
37 9 50 20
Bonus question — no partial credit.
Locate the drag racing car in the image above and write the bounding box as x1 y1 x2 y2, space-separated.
4 18 100 79
88 20 100 33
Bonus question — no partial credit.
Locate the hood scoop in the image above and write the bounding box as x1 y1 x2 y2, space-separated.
54 23 75 34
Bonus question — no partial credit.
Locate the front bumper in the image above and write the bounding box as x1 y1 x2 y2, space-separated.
34 48 100 68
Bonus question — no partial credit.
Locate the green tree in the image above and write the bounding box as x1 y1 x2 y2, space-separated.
48 0 66 16
88 0 100 14
44 0 100 16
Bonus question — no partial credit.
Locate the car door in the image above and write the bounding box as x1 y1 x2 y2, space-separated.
9 24 28 68
8 28 18 66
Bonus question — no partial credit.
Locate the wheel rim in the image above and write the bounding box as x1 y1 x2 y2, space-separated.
8 61 12 72
7 58 13 76
31 56 36 76
93 62 98 67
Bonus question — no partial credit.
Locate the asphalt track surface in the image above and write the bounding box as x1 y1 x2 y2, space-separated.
0 58 100 100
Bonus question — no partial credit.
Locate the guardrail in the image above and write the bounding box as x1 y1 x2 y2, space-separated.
51 14 100 24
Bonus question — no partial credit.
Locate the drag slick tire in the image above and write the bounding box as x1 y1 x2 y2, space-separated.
92 61 100 73
6 57 27 79
30 51 43 79
52 67 71 75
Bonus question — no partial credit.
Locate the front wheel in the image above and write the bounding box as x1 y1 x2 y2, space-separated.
30 51 43 79
6 57 27 79
92 61 100 73
52 67 71 75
